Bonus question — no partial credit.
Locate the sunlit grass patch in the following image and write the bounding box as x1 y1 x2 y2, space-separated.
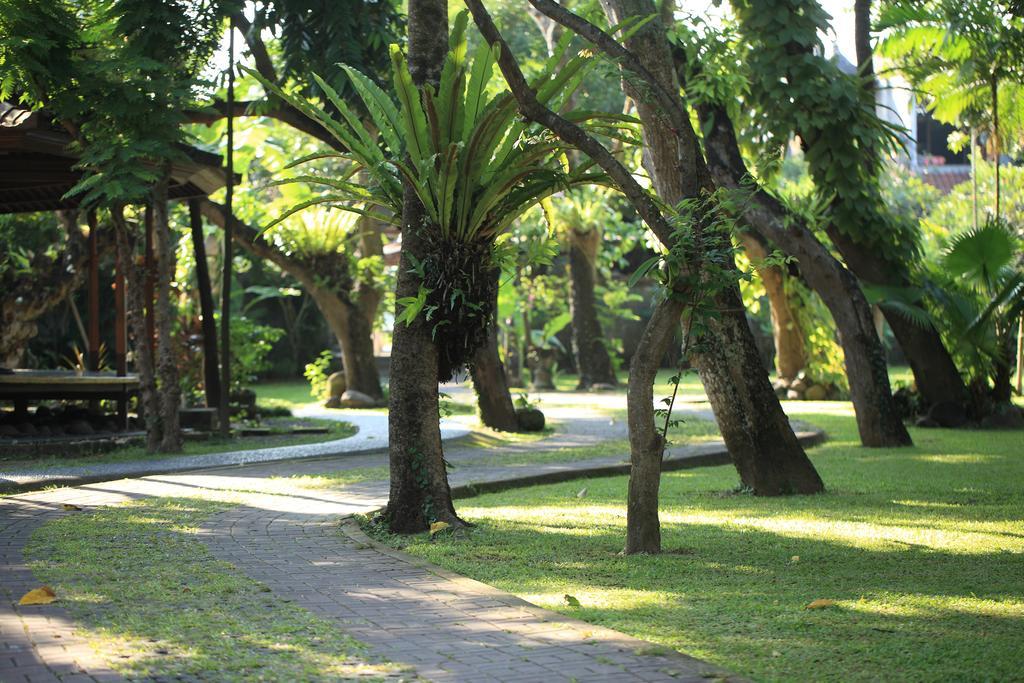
395 410 1024 681
26 498 406 681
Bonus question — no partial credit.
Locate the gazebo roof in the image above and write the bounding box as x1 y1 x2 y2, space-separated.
0 103 231 214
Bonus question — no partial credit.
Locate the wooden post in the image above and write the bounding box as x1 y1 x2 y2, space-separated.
189 199 222 410
114 241 128 428
219 20 235 437
144 205 156 350
87 210 100 372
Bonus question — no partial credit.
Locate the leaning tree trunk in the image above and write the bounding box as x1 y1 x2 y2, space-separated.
199 198 384 400
384 0 464 533
568 228 617 388
625 296 685 554
151 174 182 452
740 232 805 381
828 228 969 409
113 208 163 451
602 0 824 494
471 271 520 431
699 103 911 447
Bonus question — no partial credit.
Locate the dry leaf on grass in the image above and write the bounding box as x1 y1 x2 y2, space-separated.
19 586 57 605
61 504 82 511
429 521 450 535
805 599 837 610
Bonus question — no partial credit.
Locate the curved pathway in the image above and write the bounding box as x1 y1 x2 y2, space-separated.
0 410 470 493
0 392 813 682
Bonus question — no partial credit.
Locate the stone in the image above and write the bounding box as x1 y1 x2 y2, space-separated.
927 401 968 428
324 396 342 409
16 422 37 436
327 371 347 400
804 384 828 401
790 378 809 393
0 424 19 437
515 407 546 432
786 388 802 400
772 378 791 391
66 419 94 436
590 383 616 392
179 408 217 431
980 406 1024 430
339 389 377 409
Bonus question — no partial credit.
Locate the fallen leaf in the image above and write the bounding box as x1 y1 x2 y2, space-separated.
576 488 588 498
19 586 57 605
429 521 450 535
771 650 782 658
805 599 837 610
790 555 800 563
564 594 581 607
61 503 82 511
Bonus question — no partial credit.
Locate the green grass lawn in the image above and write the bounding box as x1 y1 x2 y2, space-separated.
393 408 1024 682
0 417 357 471
25 498 406 681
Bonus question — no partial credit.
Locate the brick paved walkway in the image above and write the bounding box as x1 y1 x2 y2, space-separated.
0 402 796 682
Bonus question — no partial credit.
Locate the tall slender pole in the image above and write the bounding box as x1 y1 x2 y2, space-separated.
190 199 221 410
219 19 235 437
87 210 100 372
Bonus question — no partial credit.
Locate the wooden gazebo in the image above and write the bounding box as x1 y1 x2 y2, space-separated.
0 103 230 427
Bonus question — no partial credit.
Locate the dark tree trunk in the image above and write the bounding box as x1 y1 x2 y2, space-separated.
601 0 824 492
385 0 464 532
625 296 685 554
152 174 182 452
199 199 384 400
693 285 824 493
699 104 911 447
112 208 162 451
189 199 221 409
740 232 805 381
471 325 520 431
471 271 520 431
828 228 969 409
569 228 618 388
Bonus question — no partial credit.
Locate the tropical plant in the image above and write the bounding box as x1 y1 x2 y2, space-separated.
249 12 627 377
878 1 1024 217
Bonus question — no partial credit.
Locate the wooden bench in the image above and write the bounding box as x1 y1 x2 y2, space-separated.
0 370 139 427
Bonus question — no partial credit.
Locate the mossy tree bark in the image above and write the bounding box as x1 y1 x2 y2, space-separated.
598 0 823 495
151 174 182 453
112 208 163 452
568 228 618 389
698 104 911 447
384 0 465 532
625 296 685 553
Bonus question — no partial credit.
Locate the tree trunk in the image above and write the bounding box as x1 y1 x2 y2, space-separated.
151 174 182 452
625 296 685 554
471 271 520 431
828 227 969 410
602 0 824 492
189 199 221 409
740 233 805 381
700 104 911 447
199 199 384 400
385 0 464 532
112 208 162 451
569 228 618 388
